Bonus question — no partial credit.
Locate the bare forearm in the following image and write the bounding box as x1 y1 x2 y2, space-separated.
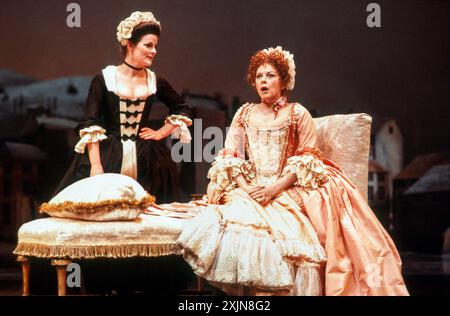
235 174 251 192
87 142 102 166
158 123 177 139
269 173 297 197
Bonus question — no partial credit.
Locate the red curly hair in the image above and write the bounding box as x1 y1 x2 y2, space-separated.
247 49 291 92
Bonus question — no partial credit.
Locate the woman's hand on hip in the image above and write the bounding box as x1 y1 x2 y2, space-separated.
139 127 164 141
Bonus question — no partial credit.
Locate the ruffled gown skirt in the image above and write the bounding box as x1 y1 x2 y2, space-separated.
177 188 327 296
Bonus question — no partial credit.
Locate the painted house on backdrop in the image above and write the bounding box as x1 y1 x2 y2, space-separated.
0 112 44 240
368 160 389 202
0 70 37 96
394 152 450 252
0 142 47 240
400 164 450 253
368 118 403 230
0 74 92 224
1 76 89 120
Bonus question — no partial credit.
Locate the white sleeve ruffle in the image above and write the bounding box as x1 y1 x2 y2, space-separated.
165 114 192 144
207 154 255 193
74 125 108 154
282 153 328 189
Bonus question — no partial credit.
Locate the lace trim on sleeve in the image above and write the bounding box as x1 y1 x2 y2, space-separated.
282 147 328 189
207 149 255 196
165 114 193 144
74 125 107 154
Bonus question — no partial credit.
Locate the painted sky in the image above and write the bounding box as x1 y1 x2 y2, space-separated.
1 0 449 160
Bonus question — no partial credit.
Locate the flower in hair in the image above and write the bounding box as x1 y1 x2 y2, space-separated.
262 46 296 90
117 11 161 46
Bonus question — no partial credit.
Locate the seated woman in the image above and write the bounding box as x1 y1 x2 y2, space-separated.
176 47 409 296
56 11 192 203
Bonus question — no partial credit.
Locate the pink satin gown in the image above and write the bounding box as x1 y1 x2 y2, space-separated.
176 102 409 296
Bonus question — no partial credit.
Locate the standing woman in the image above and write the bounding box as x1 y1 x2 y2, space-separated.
57 11 192 203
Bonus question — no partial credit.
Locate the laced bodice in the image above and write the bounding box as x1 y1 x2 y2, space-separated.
244 106 292 186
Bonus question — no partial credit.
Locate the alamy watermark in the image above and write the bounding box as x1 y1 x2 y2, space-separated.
170 119 286 163
66 3 81 28
366 3 381 28
66 263 81 288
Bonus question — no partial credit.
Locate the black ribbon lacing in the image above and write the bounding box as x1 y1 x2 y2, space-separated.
121 134 137 142
120 111 142 118
119 99 145 106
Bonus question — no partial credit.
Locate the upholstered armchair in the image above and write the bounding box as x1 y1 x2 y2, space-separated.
314 113 372 200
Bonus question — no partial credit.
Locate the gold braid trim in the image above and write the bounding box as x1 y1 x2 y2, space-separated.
13 242 181 259
39 194 155 215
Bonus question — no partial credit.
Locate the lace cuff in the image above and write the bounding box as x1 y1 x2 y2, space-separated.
282 147 328 189
74 125 107 154
207 150 255 194
165 114 193 144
